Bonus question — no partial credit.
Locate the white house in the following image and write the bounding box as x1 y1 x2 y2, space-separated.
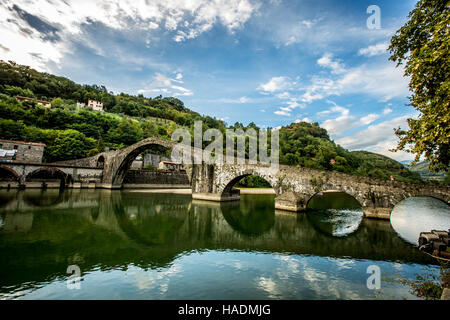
87 100 104 112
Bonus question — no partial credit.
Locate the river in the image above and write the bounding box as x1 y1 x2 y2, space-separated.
0 189 449 299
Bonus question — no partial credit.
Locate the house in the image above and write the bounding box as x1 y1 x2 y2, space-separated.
16 96 51 108
130 155 143 169
0 139 45 163
158 161 184 172
76 102 86 108
87 100 104 112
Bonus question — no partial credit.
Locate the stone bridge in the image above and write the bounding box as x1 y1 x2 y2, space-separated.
1 136 449 218
0 161 103 188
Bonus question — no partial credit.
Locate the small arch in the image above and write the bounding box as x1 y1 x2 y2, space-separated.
392 194 449 209
306 190 363 211
220 172 276 200
0 166 20 181
26 168 73 189
96 155 105 168
305 190 364 238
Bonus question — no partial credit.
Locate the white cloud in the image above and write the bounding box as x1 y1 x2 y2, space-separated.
319 104 380 135
138 72 193 96
274 109 290 116
360 113 379 125
218 96 252 103
383 107 393 115
0 0 260 69
258 76 295 93
321 114 356 135
301 58 409 103
334 114 418 161
295 117 311 123
358 42 389 57
317 53 346 74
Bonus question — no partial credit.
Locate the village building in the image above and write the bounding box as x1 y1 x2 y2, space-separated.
16 96 51 108
76 101 86 108
0 139 45 163
158 160 184 172
87 100 104 112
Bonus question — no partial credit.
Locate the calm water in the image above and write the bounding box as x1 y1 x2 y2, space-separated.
0 189 448 300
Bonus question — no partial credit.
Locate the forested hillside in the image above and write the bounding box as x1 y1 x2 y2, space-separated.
0 60 426 183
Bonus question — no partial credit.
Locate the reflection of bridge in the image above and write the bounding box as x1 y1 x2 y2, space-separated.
0 190 435 265
0 136 449 218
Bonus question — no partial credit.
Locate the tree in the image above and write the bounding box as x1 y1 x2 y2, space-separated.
388 0 449 172
51 97 64 108
45 130 95 161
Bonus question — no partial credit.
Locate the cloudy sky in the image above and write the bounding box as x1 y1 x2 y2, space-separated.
0 0 419 161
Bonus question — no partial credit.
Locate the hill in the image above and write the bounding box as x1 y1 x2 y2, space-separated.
0 60 428 184
408 161 447 182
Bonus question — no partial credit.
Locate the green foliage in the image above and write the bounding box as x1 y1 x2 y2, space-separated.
107 116 143 146
143 163 156 171
236 175 272 188
51 97 64 108
388 0 450 172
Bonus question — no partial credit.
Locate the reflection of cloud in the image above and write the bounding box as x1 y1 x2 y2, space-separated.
130 264 182 292
257 276 281 298
390 197 450 245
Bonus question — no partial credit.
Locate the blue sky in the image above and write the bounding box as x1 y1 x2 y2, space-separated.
0 0 419 161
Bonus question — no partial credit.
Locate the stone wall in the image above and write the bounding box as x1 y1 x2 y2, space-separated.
123 170 190 185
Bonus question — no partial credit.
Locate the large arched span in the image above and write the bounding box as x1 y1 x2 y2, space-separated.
110 139 178 186
0 166 20 182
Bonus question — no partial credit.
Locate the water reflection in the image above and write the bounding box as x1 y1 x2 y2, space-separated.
390 196 450 245
0 189 442 299
221 195 275 236
306 192 364 237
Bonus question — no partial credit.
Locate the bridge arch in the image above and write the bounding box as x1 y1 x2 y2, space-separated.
0 166 20 182
219 167 278 200
305 190 363 210
391 192 449 208
26 168 73 188
96 155 105 168
108 137 178 187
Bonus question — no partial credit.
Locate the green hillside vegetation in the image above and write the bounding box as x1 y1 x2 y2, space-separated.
0 60 431 184
408 161 448 183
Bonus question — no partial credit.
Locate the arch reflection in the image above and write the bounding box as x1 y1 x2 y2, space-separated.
390 196 450 245
114 193 190 246
221 195 275 236
306 191 363 237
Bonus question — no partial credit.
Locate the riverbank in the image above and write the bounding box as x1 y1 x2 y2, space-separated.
234 188 276 195
128 188 276 195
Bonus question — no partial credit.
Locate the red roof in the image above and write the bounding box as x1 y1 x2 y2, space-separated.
15 96 50 104
0 139 45 146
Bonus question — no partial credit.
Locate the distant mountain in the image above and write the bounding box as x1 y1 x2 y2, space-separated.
399 160 412 166
408 161 446 181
